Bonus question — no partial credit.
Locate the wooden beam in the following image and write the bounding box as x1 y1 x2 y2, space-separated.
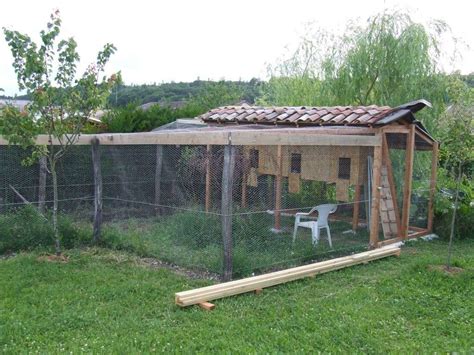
221 142 236 282
382 134 402 237
369 134 383 248
205 145 211 212
155 145 163 215
414 126 435 146
352 184 361 231
401 126 415 239
407 229 431 239
274 145 283 231
38 156 47 213
427 142 439 232
91 138 103 243
381 125 410 134
0 132 382 147
175 245 401 307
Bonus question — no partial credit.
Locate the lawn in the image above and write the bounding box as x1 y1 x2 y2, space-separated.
1 239 473 353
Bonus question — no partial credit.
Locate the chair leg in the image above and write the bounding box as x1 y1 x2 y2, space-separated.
311 227 318 246
326 227 333 248
292 224 298 243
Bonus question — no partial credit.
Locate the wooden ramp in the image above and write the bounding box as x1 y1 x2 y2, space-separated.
379 165 400 239
175 245 401 308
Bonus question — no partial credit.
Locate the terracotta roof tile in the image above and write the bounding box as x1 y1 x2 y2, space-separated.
198 103 408 127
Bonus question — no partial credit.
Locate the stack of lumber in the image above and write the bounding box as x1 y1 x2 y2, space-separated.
175 245 401 307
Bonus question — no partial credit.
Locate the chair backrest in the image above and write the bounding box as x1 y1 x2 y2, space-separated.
315 204 337 227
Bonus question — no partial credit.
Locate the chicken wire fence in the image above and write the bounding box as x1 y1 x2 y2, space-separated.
0 134 435 280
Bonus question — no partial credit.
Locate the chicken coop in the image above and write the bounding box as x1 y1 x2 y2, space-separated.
0 99 438 280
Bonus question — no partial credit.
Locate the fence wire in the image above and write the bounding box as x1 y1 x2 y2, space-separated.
0 135 435 279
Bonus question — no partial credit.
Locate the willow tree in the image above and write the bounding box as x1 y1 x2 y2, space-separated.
263 10 452 133
2 11 119 255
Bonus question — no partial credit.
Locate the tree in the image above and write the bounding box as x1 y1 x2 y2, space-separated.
263 10 452 133
1 10 119 255
438 78 473 268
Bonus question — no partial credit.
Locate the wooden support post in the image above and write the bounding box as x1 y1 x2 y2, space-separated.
369 136 383 249
38 156 47 213
205 145 211 212
401 126 415 239
274 145 283 231
382 134 402 237
92 138 103 243
427 142 439 232
241 150 248 209
221 141 236 282
155 145 163 215
352 185 361 231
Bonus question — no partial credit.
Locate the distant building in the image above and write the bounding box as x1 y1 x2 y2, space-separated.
0 99 31 112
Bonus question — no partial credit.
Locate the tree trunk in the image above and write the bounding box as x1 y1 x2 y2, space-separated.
51 161 61 256
38 156 47 213
446 162 462 269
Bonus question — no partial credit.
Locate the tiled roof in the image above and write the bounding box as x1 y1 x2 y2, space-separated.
198 100 431 126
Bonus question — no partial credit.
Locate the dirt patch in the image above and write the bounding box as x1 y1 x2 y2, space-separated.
139 257 221 281
37 254 69 263
428 264 464 275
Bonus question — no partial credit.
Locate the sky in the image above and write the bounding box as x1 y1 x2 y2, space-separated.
0 0 473 96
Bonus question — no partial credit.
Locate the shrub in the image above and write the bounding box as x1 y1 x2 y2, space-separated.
0 206 91 253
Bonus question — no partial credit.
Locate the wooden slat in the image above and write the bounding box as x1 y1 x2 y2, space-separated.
175 246 401 307
0 132 382 147
401 126 415 239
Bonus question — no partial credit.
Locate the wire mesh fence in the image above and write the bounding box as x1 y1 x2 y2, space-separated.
0 130 436 280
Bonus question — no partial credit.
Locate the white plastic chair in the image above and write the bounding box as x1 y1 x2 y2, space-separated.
292 204 337 247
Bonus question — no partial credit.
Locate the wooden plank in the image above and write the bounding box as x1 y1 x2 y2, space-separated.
205 145 211 212
274 145 282 231
369 135 383 248
38 156 47 213
155 145 163 215
407 229 430 239
91 138 103 243
198 302 215 311
427 142 439 232
0 132 382 147
221 142 235 282
177 247 400 305
352 185 361 231
175 246 401 307
401 126 415 239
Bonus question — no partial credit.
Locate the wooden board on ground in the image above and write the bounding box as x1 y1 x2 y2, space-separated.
175 245 401 307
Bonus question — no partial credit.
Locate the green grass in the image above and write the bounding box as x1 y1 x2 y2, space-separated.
1 239 473 353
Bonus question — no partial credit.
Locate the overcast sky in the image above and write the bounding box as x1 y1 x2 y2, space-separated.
1 0 472 96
